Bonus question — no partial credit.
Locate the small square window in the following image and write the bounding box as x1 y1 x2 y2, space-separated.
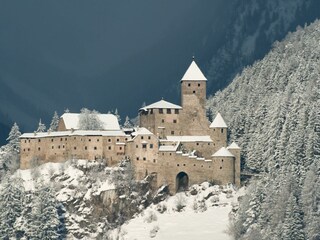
161 119 165 123
65 138 67 141
173 119 177 123
51 139 53 142
198 83 200 87
159 109 163 114
108 146 111 150
74 147 77 150
167 109 171 114
38 139 41 143
52 146 54 149
150 144 153 149
108 139 111 142
150 109 153 114
188 83 191 87
221 129 224 133
117 139 119 142
60 138 63 141
196 143 199 146
148 136 151 140
120 147 122 150
136 157 139 160
89 139 91 142
193 90 196 94
142 144 147 149
143 157 146 161
38 147 41 151
175 109 179 114
171 131 174 135
153 159 156 163
136 145 138 148
97 139 99 142
85 146 87 150
141 136 144 140
94 147 97 150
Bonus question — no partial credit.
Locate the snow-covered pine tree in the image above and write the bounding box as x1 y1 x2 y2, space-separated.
37 186 59 239
49 111 60 131
36 119 46 133
114 108 121 125
123 116 133 128
6 122 21 153
0 174 24 239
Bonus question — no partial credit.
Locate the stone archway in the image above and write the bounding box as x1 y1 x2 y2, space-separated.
176 172 189 192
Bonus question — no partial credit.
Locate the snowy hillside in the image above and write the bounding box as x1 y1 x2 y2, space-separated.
207 20 320 239
107 183 244 240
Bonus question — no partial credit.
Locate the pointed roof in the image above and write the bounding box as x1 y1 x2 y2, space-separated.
181 60 207 82
212 147 235 157
139 99 182 111
227 142 241 149
210 113 227 128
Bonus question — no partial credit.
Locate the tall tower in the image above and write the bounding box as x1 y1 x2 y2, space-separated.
180 59 207 110
179 58 209 135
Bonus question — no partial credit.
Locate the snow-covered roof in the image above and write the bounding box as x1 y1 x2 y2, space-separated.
212 147 234 157
165 136 213 143
227 142 241 149
60 113 120 130
131 127 153 136
20 130 126 139
159 144 179 152
181 60 207 81
140 100 182 111
210 113 227 128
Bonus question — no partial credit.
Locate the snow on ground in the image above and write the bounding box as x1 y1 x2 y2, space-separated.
109 183 245 240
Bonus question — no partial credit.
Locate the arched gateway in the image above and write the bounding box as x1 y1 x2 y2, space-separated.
176 172 189 192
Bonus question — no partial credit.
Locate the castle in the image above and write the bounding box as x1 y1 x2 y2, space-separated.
20 60 241 193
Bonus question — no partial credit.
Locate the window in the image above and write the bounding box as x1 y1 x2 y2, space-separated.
136 157 139 160
177 164 180 166
108 146 111 150
161 119 165 123
188 83 191 87
38 147 41 151
136 145 138 148
167 109 171 114
222 159 224 162
38 139 41 143
63 145 65 148
208 143 210 145
74 147 77 150
28 148 30 151
97 139 99 142
198 83 200 87
150 144 153 149
221 129 224 133
171 131 174 135
117 139 119 142
141 136 144 140
94 147 97 150
159 108 163 114
52 146 54 149
108 139 111 142
196 143 199 146
220 166 222 169
24 140 27 143
120 147 122 150
142 144 147 149
193 90 196 94
148 136 151 140
193 164 196 166
183 164 186 166
143 157 146 161
60 138 63 141
173 119 177 123
74 137 76 140
58 145 60 149
51 139 53 142
150 109 153 114
65 138 67 141
153 159 156 163
89 139 91 142
85 146 88 150
175 109 179 114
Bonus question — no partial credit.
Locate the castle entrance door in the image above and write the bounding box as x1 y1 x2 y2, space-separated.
176 172 189 192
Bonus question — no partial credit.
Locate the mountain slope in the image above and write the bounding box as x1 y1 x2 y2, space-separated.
207 19 320 240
